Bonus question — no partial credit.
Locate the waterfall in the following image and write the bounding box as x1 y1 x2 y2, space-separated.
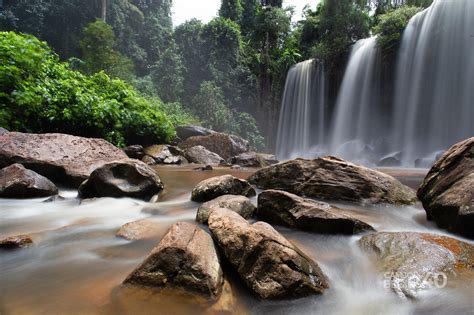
392 0 474 166
328 37 384 165
276 60 327 160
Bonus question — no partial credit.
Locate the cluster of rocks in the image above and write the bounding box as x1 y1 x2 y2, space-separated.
123 125 279 168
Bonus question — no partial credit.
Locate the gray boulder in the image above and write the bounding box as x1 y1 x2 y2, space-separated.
196 195 256 224
191 175 256 202
176 125 215 141
185 145 224 165
78 160 163 200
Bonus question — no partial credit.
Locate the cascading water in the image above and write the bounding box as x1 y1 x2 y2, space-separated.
276 0 473 167
392 0 474 166
328 36 384 165
276 60 327 160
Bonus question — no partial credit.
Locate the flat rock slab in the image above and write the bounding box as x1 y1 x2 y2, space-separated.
196 195 256 224
78 160 163 200
191 175 256 202
418 137 474 239
208 208 329 299
0 163 58 198
123 222 224 300
231 152 279 168
0 132 127 187
359 232 474 299
258 190 374 234
249 156 417 205
116 218 168 241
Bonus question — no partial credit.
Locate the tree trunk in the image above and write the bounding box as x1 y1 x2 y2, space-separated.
101 0 107 22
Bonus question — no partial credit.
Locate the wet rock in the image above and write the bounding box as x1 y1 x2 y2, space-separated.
141 155 157 165
230 165 241 170
179 133 249 160
249 157 417 205
359 232 474 299
123 222 224 300
258 190 374 234
378 152 402 167
0 163 58 198
116 218 168 241
196 195 256 224
185 146 224 165
43 195 66 202
0 235 33 250
0 127 8 135
78 160 163 200
191 175 256 202
231 152 279 168
144 145 187 165
0 132 127 187
208 208 329 299
193 165 214 171
418 137 474 238
176 125 215 141
123 145 145 160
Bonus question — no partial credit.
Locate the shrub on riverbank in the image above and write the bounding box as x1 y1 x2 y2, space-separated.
0 32 194 146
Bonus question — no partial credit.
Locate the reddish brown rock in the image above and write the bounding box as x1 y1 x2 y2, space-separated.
0 163 58 198
208 208 329 299
196 195 256 224
249 157 417 205
418 137 474 239
116 218 167 241
258 190 374 234
0 132 127 187
123 222 224 300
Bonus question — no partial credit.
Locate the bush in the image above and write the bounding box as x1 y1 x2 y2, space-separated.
373 6 423 60
0 32 185 147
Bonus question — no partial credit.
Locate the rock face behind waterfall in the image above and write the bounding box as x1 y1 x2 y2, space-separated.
418 137 474 238
208 208 329 299
258 190 374 234
78 160 163 200
249 157 417 205
359 232 474 299
0 132 127 187
123 222 224 300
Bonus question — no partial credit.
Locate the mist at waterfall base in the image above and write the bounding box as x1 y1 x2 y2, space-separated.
276 0 474 168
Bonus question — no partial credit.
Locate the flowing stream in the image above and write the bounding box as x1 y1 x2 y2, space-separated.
1 166 473 315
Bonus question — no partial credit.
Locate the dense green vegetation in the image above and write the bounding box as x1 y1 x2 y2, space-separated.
0 0 434 150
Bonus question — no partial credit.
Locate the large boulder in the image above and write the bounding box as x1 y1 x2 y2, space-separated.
185 145 224 165
208 208 329 299
0 132 127 187
78 160 163 200
179 133 249 160
230 152 279 168
0 127 8 136
123 222 224 300
176 125 215 140
249 157 417 205
143 145 187 165
191 175 256 202
417 137 474 238
0 163 58 198
196 195 256 224
359 232 474 299
258 190 374 234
